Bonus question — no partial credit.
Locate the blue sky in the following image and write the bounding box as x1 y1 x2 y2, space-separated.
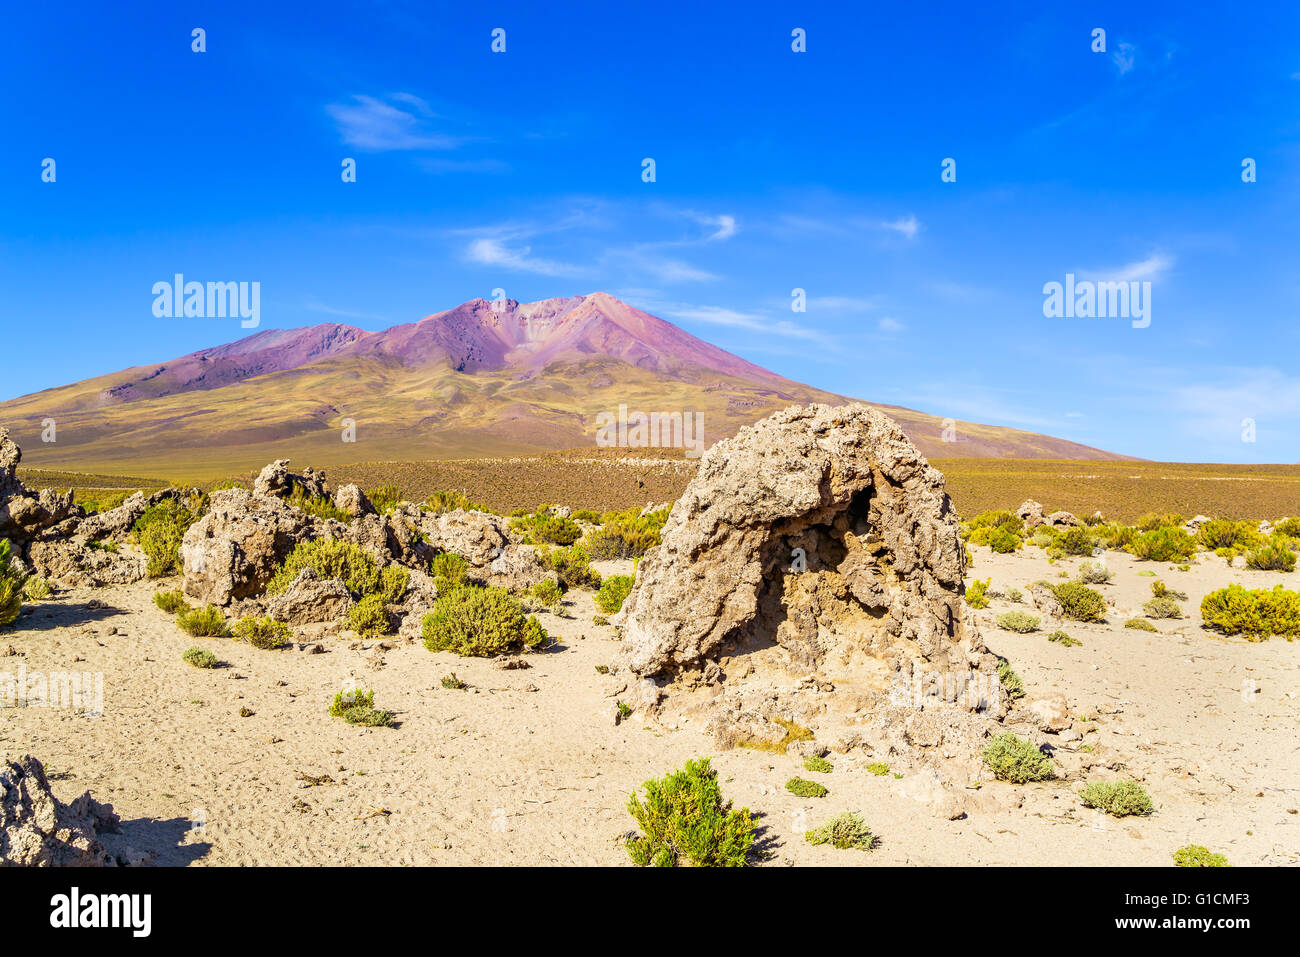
2 0 1298 462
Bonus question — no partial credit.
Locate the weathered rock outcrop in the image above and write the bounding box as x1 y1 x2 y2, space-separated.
0 430 75 544
420 509 512 566
333 484 374 518
615 404 992 691
180 489 319 605
0 755 121 866
252 459 328 500
26 540 147 588
1015 499 1044 529
264 568 353 625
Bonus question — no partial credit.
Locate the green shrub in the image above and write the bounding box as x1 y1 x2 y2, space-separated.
785 777 829 798
232 616 291 649
21 576 51 600
1093 522 1136 551
625 757 755 867
1124 618 1157 632
366 484 403 514
995 611 1039 633
526 578 565 612
1274 517 1300 538
1080 779 1153 817
803 755 833 774
153 589 189 614
966 578 991 609
866 762 890 776
440 672 466 690
805 812 876 851
430 552 470 593
982 732 1056 783
424 490 492 514
0 542 28 628
537 544 601 590
1245 540 1296 572
1130 526 1196 563
512 511 582 546
328 687 394 727
986 525 1021 553
594 574 635 614
1200 584 1300 640
422 585 548 656
1047 630 1081 647
285 486 350 522
348 594 393 638
176 604 231 638
996 658 1025 698
1143 596 1183 619
1173 845 1229 867
1057 526 1095 556
133 500 198 577
267 539 379 598
182 646 220 669
377 565 409 604
1051 582 1107 623
1076 561 1113 584
587 508 668 559
1197 519 1259 551
1136 512 1185 532
1150 580 1187 600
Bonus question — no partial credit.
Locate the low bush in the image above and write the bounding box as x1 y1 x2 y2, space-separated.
1136 512 1185 532
430 552 469 593
1200 584 1300 640
133 500 198 577
153 589 189 614
1143 596 1183 619
267 539 380 598
348 594 393 638
866 762 890 776
512 510 582 546
182 647 220 669
1080 779 1153 817
625 757 755 867
286 486 350 523
1274 517 1300 538
965 578 991 609
805 812 876 851
1092 522 1137 551
1051 582 1107 622
1056 526 1095 557
587 508 668 559
803 755 833 774
377 565 410 604
594 575 635 614
424 489 492 514
1197 519 1259 551
1173 845 1229 867
328 688 394 727
1129 526 1196 563
1076 561 1113 584
537 544 601 590
0 542 27 628
1150 580 1187 600
1124 618 1157 632
526 578 565 612
785 777 829 798
232 616 291 649
982 732 1056 783
176 604 230 638
422 585 548 656
22 576 51 600
1245 540 1296 572
1047 630 1081 647
996 658 1025 698
365 484 403 514
995 611 1039 633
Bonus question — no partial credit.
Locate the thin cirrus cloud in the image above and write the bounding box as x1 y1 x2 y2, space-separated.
653 302 832 345
1080 253 1174 283
881 214 920 240
327 94 464 151
465 238 589 278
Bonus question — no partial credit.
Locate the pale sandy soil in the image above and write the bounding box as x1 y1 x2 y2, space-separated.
2 545 1297 866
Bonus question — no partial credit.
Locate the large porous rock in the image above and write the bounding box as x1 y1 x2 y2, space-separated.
71 489 182 544
252 459 328 500
26 540 147 587
341 504 431 569
1045 510 1080 528
615 404 992 689
0 755 121 866
467 544 552 592
0 430 76 543
333 484 375 519
1015 499 1045 529
180 489 318 605
264 568 353 625
420 509 515 567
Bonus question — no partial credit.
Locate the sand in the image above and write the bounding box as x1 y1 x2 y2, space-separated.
2 546 1297 866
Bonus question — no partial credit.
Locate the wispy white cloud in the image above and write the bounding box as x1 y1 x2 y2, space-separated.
649 301 832 345
881 214 920 240
1081 253 1174 283
328 94 463 151
877 316 905 334
806 295 879 314
1112 42 1136 75
465 237 588 278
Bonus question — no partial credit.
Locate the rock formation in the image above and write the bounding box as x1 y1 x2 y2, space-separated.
616 404 992 688
0 429 75 545
0 754 122 866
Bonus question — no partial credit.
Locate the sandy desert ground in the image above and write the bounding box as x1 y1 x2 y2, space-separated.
4 545 1297 867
